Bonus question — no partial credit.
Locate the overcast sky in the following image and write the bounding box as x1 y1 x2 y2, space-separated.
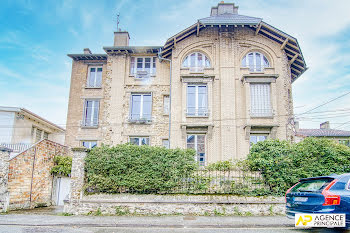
1 0 350 130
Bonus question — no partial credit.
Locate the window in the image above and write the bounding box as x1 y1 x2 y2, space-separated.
87 67 102 88
242 52 269 72
83 100 99 127
163 95 170 115
250 134 268 147
32 127 49 142
182 52 211 72
129 137 150 146
130 94 152 121
187 134 205 166
162 139 169 149
35 128 42 142
130 57 156 78
187 85 208 116
250 84 272 117
82 141 97 149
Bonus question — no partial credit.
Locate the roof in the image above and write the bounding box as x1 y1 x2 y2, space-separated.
0 106 65 132
67 54 107 61
161 13 307 82
103 46 162 55
199 13 262 25
297 129 350 137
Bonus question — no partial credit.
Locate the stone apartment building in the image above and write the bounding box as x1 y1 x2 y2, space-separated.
65 2 307 164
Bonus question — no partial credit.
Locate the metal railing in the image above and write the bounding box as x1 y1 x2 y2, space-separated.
186 107 209 117
128 114 152 123
0 143 33 153
250 109 273 117
85 167 268 195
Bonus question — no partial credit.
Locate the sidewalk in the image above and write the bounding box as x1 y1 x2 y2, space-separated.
0 214 294 228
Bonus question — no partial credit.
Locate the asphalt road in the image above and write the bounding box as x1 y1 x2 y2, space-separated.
0 214 349 233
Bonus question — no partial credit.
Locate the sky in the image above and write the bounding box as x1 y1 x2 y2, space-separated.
1 0 350 131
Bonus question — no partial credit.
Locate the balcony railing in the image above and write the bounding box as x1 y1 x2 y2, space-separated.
186 107 209 117
242 65 269 72
81 119 99 127
250 108 273 117
128 114 152 123
0 143 33 153
189 66 204 73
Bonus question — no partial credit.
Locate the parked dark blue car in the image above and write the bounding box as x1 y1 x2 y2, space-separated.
286 173 350 227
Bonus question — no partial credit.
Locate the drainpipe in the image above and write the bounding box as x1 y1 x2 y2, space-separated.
158 48 172 148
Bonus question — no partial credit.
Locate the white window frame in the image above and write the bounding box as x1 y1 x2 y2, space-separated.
130 93 152 121
129 136 150 146
162 139 169 149
130 57 156 77
250 83 272 117
186 134 206 166
82 99 100 127
250 134 268 147
82 141 97 149
87 66 102 88
182 52 211 69
242 52 269 72
187 84 208 117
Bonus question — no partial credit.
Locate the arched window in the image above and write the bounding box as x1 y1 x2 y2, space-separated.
242 52 269 72
182 52 211 69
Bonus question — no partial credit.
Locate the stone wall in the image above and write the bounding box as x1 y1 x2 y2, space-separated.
0 148 11 212
8 139 68 209
65 193 285 216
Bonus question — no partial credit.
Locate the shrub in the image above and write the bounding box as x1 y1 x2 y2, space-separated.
84 144 197 193
246 138 350 195
51 155 72 177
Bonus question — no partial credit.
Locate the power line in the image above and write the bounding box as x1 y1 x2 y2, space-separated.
299 91 350 115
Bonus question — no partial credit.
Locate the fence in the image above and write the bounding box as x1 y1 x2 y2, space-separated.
86 167 269 195
0 143 32 153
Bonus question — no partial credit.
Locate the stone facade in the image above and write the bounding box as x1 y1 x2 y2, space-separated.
0 148 11 212
65 193 285 216
7 140 68 209
65 3 306 163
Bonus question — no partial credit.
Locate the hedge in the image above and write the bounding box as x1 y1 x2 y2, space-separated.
84 144 197 193
246 137 350 195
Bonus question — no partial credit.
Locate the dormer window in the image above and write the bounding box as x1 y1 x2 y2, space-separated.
130 57 156 78
242 52 269 72
182 52 211 72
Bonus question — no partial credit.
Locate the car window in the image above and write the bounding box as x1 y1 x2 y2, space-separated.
291 178 334 193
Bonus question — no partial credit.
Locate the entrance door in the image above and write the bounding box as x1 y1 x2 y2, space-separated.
55 177 71 206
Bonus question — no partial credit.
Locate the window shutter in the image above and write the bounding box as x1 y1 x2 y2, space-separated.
250 84 271 117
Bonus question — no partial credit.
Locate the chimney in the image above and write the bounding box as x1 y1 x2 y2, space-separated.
320 121 330 129
83 48 92 54
210 2 238 16
114 31 130 46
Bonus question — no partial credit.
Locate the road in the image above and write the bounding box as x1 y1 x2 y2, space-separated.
0 213 349 233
